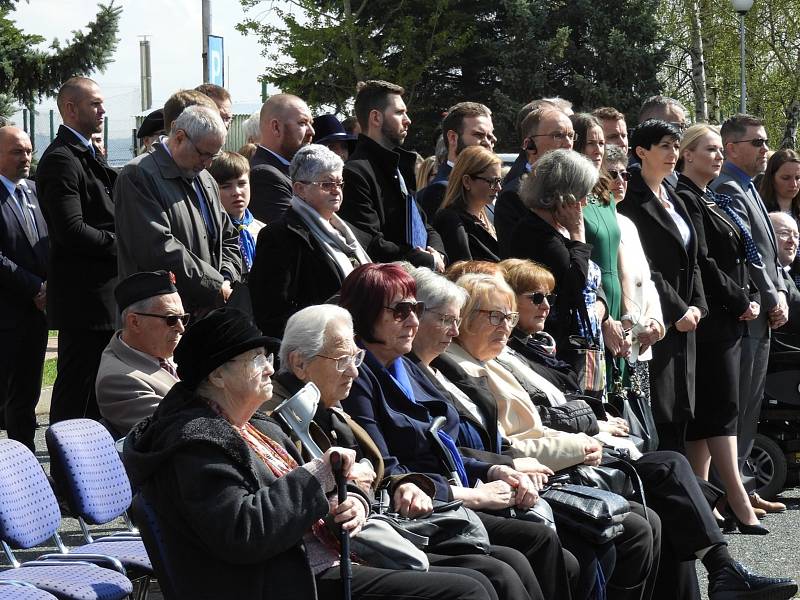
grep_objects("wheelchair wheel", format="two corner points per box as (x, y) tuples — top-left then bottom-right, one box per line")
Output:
(750, 433), (787, 499)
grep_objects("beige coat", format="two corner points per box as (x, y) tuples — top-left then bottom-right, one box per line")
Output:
(445, 343), (586, 472)
(96, 332), (178, 435)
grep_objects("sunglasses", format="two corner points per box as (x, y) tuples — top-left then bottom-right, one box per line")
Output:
(316, 348), (366, 372)
(476, 309), (520, 327)
(471, 175), (503, 190)
(524, 292), (557, 306)
(300, 180), (345, 192)
(384, 301), (425, 321)
(732, 138), (769, 148)
(607, 169), (630, 182)
(134, 312), (191, 327)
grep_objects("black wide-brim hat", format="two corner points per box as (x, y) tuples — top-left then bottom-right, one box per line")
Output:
(312, 114), (357, 149)
(174, 308), (280, 388)
(137, 109), (165, 139)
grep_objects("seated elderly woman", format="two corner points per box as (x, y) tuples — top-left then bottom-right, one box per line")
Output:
(249, 143), (370, 338)
(272, 303), (546, 600)
(339, 262), (578, 600)
(435, 270), (797, 600)
(123, 308), (498, 600)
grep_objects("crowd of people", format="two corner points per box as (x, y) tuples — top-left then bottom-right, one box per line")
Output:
(1, 74), (800, 600)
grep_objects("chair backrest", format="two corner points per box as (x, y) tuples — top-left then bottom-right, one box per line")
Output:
(0, 440), (61, 549)
(129, 493), (179, 600)
(46, 419), (132, 524)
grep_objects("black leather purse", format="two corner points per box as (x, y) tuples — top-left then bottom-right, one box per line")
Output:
(541, 483), (630, 544)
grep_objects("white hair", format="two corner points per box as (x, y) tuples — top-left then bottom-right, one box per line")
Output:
(412, 267), (468, 311)
(289, 144), (344, 183)
(279, 304), (354, 372)
(242, 111), (261, 143)
(172, 105), (227, 141)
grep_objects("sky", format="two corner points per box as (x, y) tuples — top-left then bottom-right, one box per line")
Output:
(12, 0), (284, 155)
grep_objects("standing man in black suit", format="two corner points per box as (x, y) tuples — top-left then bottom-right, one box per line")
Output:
(249, 94), (314, 223)
(36, 76), (118, 423)
(0, 127), (48, 450)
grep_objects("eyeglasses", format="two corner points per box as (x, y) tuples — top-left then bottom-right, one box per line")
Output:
(607, 169), (630, 182)
(230, 352), (274, 372)
(316, 348), (366, 372)
(181, 130), (222, 161)
(427, 309), (462, 328)
(476, 309), (520, 327)
(532, 131), (577, 144)
(776, 231), (800, 242)
(524, 292), (557, 306)
(470, 175), (503, 190)
(732, 138), (769, 148)
(384, 301), (425, 321)
(133, 312), (191, 327)
(299, 180), (345, 192)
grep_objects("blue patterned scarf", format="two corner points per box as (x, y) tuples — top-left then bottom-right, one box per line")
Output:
(231, 209), (257, 271)
(710, 191), (763, 266)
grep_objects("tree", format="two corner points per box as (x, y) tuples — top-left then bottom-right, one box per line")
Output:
(0, 0), (122, 118)
(238, 0), (666, 153)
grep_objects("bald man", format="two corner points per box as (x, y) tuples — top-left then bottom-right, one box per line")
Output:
(249, 94), (315, 223)
(0, 127), (49, 450)
(36, 76), (118, 424)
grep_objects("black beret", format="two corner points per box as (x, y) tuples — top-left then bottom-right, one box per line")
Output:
(137, 109), (165, 139)
(115, 270), (177, 312)
(174, 308), (280, 388)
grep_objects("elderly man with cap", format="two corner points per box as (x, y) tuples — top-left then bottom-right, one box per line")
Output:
(96, 271), (187, 437)
(312, 114), (357, 162)
(136, 109), (165, 155)
(114, 104), (242, 316)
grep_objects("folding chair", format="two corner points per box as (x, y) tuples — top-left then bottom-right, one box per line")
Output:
(128, 495), (179, 600)
(0, 439), (132, 599)
(0, 581), (59, 599)
(45, 420), (152, 600)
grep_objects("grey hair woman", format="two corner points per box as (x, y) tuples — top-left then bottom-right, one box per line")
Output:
(249, 143), (371, 338)
(507, 149), (607, 352)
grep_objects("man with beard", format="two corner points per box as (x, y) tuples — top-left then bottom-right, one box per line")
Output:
(249, 94), (315, 223)
(341, 80), (446, 270)
(416, 102), (496, 220)
(97, 270), (185, 437)
(36, 76), (118, 423)
(114, 104), (241, 316)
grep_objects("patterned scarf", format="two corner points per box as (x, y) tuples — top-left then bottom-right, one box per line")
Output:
(231, 209), (257, 272)
(711, 191), (763, 266)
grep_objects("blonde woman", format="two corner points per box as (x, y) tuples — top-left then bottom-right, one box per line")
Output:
(433, 146), (501, 262)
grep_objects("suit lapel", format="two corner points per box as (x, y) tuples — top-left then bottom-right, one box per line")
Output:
(4, 186), (38, 248)
(638, 188), (689, 257)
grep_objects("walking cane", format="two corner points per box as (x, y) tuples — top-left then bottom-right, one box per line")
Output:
(331, 451), (352, 600)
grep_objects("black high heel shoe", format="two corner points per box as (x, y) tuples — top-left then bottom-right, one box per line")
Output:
(722, 512), (769, 535)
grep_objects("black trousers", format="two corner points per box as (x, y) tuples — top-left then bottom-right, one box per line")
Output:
(316, 562), (496, 600)
(610, 503), (662, 600)
(477, 511), (575, 600)
(0, 311), (47, 451)
(429, 545), (542, 600)
(635, 451), (725, 600)
(49, 328), (113, 424)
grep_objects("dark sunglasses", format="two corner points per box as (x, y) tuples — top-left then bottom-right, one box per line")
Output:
(524, 292), (557, 306)
(134, 312), (191, 327)
(607, 169), (630, 182)
(732, 137), (769, 148)
(470, 175), (503, 190)
(384, 301), (425, 321)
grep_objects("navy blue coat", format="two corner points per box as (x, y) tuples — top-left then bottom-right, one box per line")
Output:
(341, 351), (492, 501)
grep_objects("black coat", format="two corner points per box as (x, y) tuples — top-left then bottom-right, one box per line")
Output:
(433, 207), (500, 263)
(416, 162), (451, 219)
(249, 146), (293, 224)
(124, 383), (329, 600)
(36, 126), (117, 329)
(508, 209), (594, 350)
(617, 170), (707, 424)
(0, 180), (48, 328)
(495, 175), (527, 258)
(248, 207), (346, 338)
(675, 174), (751, 342)
(341, 134), (445, 268)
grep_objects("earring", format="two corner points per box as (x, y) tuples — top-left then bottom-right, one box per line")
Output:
(687, 159), (693, 163)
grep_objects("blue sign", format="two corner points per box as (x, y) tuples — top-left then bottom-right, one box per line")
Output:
(207, 35), (224, 86)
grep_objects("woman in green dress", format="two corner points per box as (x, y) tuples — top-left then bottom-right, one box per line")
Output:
(571, 113), (630, 369)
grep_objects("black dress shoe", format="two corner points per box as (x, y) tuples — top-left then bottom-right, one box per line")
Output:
(708, 560), (797, 600)
(722, 514), (769, 535)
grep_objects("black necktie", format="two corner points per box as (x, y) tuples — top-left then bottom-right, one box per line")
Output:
(14, 186), (36, 239)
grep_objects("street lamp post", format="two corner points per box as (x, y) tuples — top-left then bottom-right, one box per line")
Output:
(731, 0), (754, 113)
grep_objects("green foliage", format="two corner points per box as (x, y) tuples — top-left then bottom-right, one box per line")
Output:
(0, 1), (122, 116)
(238, 0), (666, 153)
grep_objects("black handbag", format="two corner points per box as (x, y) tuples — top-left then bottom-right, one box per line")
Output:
(541, 483), (630, 544)
(537, 399), (600, 435)
(562, 302), (606, 400)
(371, 500), (492, 555)
(607, 363), (658, 452)
(566, 464), (635, 498)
